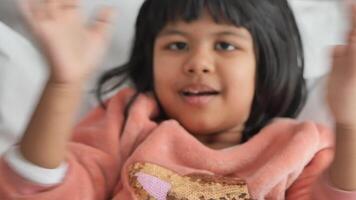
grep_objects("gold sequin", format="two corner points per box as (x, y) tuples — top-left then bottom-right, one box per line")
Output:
(128, 162), (254, 200)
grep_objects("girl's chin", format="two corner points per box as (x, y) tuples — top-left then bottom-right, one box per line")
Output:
(183, 124), (222, 136)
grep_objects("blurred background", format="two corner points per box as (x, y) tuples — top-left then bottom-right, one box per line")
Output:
(0, 0), (349, 154)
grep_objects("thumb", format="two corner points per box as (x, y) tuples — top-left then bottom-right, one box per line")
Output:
(330, 45), (347, 74)
(332, 45), (347, 59)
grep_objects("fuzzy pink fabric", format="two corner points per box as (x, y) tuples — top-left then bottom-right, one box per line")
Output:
(0, 87), (355, 199)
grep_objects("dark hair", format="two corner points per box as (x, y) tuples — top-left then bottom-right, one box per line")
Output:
(96, 0), (307, 142)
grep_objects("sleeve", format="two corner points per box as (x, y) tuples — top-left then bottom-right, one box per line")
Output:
(0, 88), (139, 199)
(286, 148), (356, 200)
(3, 146), (68, 185)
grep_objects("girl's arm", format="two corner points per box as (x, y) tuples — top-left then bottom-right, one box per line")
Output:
(18, 0), (115, 168)
(328, 4), (356, 191)
(0, 88), (138, 199)
(20, 82), (84, 169)
(329, 126), (356, 191)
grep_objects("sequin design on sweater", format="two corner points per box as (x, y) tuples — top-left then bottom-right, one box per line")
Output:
(128, 162), (253, 200)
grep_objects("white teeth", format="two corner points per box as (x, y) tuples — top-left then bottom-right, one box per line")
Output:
(189, 90), (199, 94)
(181, 86), (220, 96)
(182, 90), (199, 94)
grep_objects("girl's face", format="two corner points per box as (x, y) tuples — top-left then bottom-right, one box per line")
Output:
(153, 12), (256, 137)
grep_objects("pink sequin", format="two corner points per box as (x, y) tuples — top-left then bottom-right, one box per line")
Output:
(136, 172), (171, 200)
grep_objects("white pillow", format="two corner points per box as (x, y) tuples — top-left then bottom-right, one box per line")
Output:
(289, 0), (348, 78)
(0, 22), (46, 153)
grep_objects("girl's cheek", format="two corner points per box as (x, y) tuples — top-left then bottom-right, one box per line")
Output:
(157, 57), (182, 74)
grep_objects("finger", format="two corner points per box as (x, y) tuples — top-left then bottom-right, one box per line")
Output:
(43, 0), (60, 19)
(348, 29), (356, 45)
(90, 7), (116, 37)
(68, 0), (80, 5)
(31, 0), (52, 20)
(19, 0), (32, 20)
(22, 0), (56, 20)
(19, 0), (38, 27)
(60, 0), (80, 9)
(352, 4), (356, 29)
(330, 45), (348, 75)
(347, 4), (356, 44)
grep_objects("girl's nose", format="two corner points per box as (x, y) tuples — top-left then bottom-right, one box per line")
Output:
(183, 49), (214, 75)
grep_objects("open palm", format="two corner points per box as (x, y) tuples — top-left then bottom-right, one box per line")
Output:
(21, 0), (115, 84)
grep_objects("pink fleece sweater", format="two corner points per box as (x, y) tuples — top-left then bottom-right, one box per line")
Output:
(0, 88), (355, 200)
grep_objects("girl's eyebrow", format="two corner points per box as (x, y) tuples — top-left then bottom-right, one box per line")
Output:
(215, 31), (250, 40)
(158, 29), (250, 40)
(158, 29), (187, 37)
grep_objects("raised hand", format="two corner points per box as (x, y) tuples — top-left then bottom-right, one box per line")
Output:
(328, 4), (356, 191)
(328, 4), (356, 128)
(20, 0), (115, 85)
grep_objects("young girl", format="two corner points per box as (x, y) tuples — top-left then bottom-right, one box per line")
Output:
(1, 0), (356, 199)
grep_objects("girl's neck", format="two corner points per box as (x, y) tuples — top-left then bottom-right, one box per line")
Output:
(195, 130), (243, 150)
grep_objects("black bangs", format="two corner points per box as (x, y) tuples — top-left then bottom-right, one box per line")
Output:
(143, 0), (249, 33)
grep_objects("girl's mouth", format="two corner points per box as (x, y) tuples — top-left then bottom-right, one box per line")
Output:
(179, 84), (220, 106)
(181, 91), (220, 96)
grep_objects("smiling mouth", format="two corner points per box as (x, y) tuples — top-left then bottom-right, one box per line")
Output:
(181, 91), (220, 96)
(179, 85), (221, 106)
(180, 84), (221, 97)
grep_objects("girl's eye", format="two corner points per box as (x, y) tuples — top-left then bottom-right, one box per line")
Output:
(215, 42), (237, 51)
(167, 42), (188, 51)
